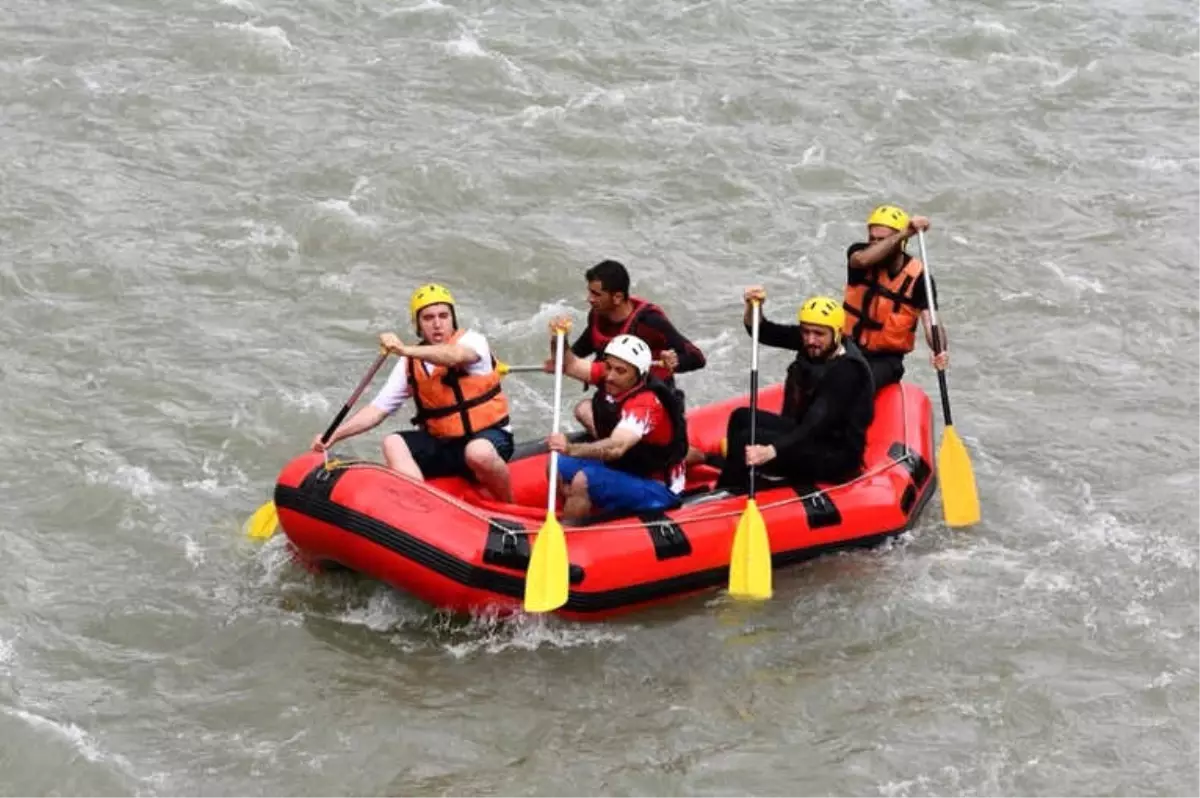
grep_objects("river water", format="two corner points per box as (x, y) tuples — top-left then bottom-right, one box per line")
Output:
(1, 0), (1197, 794)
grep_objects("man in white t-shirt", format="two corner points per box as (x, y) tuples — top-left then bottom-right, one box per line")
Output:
(311, 284), (515, 502)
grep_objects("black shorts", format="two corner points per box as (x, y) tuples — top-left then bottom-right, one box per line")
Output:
(862, 351), (905, 390)
(392, 426), (515, 480)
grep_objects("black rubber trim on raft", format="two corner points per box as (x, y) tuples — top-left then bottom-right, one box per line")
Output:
(299, 462), (350, 500)
(482, 517), (585, 585)
(638, 511), (692, 561)
(482, 518), (530, 571)
(274, 461), (937, 615)
(790, 484), (843, 529)
(277, 481), (477, 586)
(888, 442), (932, 488)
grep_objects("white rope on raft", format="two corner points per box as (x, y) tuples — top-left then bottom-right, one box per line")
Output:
(316, 388), (920, 536)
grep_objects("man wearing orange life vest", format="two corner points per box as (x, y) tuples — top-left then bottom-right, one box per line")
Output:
(843, 205), (950, 391)
(311, 284), (516, 503)
(543, 259), (707, 438)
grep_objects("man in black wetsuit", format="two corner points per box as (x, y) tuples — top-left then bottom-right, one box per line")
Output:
(716, 288), (876, 493)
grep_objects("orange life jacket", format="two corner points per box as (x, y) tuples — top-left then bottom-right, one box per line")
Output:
(407, 330), (510, 439)
(842, 256), (925, 354)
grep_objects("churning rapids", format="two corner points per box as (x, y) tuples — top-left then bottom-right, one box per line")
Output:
(0, 0), (1196, 794)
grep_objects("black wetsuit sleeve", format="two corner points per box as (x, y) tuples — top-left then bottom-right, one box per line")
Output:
(910, 272), (937, 311)
(846, 242), (869, 276)
(570, 328), (595, 358)
(639, 309), (707, 373)
(771, 360), (867, 460)
(744, 316), (806, 352)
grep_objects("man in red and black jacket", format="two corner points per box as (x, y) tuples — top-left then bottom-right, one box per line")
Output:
(544, 259), (707, 441)
(546, 326), (690, 521)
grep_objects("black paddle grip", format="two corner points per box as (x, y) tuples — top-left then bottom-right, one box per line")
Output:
(321, 405), (352, 444)
(937, 370), (953, 427)
(929, 323), (953, 426)
(747, 368), (759, 500)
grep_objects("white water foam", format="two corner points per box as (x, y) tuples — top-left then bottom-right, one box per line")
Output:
(215, 22), (295, 53)
(317, 273), (355, 293)
(1042, 259), (1107, 296)
(445, 32), (486, 58)
(334, 588), (420, 632)
(478, 300), (578, 339)
(2, 706), (157, 786)
(395, 0), (448, 13)
(215, 221), (299, 260)
(972, 18), (1016, 36)
(519, 104), (567, 127)
(797, 141), (825, 167)
(314, 199), (379, 229)
(181, 452), (250, 498)
(441, 27), (527, 84)
(84, 462), (166, 503)
(277, 389), (333, 414)
(440, 613), (628, 658)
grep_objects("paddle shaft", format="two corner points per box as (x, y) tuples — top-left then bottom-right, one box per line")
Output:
(916, 231), (954, 428)
(505, 359), (665, 375)
(748, 301), (761, 500)
(547, 331), (567, 511)
(320, 351), (389, 444)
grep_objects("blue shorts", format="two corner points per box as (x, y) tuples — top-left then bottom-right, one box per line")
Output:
(394, 426), (514, 480)
(556, 456), (681, 515)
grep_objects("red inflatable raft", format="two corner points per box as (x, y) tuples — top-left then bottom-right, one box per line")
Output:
(273, 381), (936, 621)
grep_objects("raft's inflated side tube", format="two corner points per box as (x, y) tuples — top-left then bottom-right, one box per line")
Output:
(274, 382), (936, 621)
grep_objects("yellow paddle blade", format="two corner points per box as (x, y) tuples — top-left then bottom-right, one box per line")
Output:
(938, 426), (981, 528)
(729, 499), (772, 600)
(523, 512), (569, 613)
(245, 500), (279, 540)
(496, 360), (510, 376)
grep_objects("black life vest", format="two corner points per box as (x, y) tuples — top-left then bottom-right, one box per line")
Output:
(781, 339), (874, 459)
(590, 376), (689, 484)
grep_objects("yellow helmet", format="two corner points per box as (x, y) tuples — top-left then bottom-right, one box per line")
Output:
(866, 204), (910, 233)
(797, 295), (845, 342)
(409, 283), (455, 323)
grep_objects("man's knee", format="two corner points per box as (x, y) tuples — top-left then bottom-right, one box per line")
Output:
(569, 470), (589, 495)
(724, 407), (753, 449)
(382, 433), (427, 479)
(574, 399), (592, 423)
(463, 438), (500, 471)
(383, 434), (412, 459)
